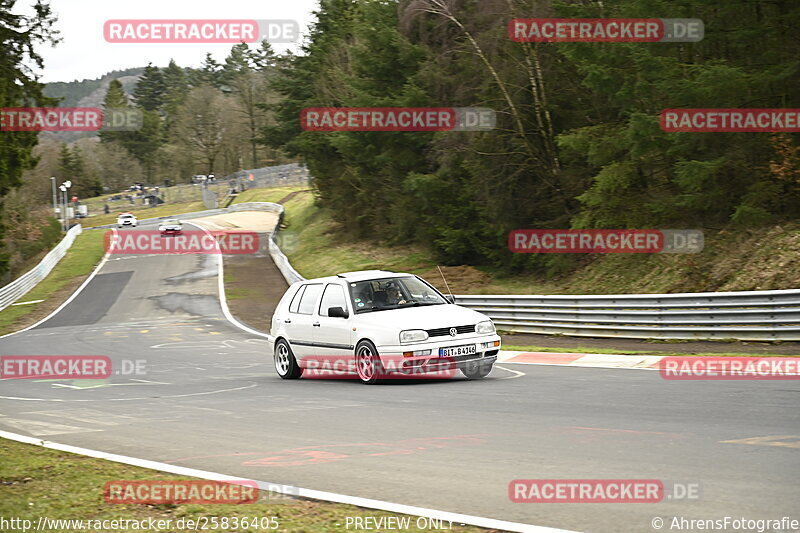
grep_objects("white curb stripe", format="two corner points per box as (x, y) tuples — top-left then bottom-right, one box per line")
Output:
(0, 430), (577, 533)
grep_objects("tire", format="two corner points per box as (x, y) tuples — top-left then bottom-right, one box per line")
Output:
(355, 340), (385, 384)
(274, 339), (302, 379)
(461, 359), (493, 379)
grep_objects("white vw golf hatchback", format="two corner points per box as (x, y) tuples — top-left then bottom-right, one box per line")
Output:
(271, 270), (501, 384)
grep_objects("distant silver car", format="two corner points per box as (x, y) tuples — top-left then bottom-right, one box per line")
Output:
(158, 219), (183, 235)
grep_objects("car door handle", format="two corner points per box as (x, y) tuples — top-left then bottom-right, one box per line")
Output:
(284, 319), (292, 324)
(312, 322), (320, 327)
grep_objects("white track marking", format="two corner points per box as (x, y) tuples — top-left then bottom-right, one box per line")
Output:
(0, 430), (577, 533)
(11, 299), (44, 306)
(494, 365), (526, 379)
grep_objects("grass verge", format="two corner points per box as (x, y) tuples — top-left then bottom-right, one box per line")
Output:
(0, 229), (106, 336)
(0, 438), (487, 533)
(233, 186), (311, 205)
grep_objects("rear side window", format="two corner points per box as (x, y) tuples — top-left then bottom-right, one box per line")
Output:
(296, 284), (323, 315)
(288, 285), (306, 313)
(319, 284), (347, 315)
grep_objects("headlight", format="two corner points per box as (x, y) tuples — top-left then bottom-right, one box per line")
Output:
(399, 329), (428, 344)
(476, 320), (495, 335)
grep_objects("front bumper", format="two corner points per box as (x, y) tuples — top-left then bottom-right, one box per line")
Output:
(377, 334), (501, 375)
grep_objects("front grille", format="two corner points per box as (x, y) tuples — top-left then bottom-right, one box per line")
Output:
(426, 324), (475, 337)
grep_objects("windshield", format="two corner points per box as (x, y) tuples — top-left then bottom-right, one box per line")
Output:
(349, 276), (446, 313)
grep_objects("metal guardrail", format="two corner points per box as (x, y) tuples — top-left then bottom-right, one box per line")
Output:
(0, 225), (83, 312)
(454, 292), (800, 341)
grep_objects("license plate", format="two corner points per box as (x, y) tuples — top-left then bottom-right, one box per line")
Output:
(439, 344), (477, 357)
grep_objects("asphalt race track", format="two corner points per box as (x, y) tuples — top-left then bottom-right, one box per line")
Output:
(1, 222), (798, 532)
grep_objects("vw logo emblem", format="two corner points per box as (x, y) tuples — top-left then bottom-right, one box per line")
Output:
(449, 327), (458, 337)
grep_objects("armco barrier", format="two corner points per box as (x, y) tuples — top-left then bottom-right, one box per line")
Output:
(0, 225), (83, 312)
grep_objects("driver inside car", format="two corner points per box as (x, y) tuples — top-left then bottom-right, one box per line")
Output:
(384, 282), (407, 305)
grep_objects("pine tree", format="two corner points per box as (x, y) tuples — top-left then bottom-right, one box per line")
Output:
(190, 53), (224, 88)
(133, 63), (166, 112)
(99, 79), (129, 145)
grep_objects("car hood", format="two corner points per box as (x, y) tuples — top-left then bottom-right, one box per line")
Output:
(353, 304), (490, 330)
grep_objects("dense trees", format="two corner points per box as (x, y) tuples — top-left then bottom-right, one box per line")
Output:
(263, 0), (800, 272)
(0, 0), (59, 277)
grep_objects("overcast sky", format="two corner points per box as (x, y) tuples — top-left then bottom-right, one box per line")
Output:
(19, 0), (320, 83)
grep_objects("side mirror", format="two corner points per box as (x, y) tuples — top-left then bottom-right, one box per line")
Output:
(445, 295), (456, 304)
(328, 306), (349, 318)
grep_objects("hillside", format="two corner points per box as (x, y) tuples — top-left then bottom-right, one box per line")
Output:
(42, 67), (143, 142)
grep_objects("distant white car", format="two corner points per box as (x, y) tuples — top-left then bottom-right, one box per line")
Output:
(116, 213), (137, 228)
(270, 270), (501, 384)
(158, 218), (183, 235)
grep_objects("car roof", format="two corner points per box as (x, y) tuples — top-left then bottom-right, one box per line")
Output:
(338, 270), (415, 282)
(294, 270), (416, 286)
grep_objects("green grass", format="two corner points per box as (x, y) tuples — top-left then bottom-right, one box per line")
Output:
(223, 271), (255, 300)
(281, 192), (438, 279)
(501, 344), (792, 357)
(233, 186), (310, 205)
(0, 438), (484, 533)
(0, 229), (107, 336)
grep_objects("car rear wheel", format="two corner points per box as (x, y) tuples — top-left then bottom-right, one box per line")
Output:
(461, 359), (493, 379)
(275, 339), (302, 379)
(355, 340), (384, 384)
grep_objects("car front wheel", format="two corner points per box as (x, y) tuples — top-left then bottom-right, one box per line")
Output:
(461, 359), (493, 379)
(355, 340), (384, 384)
(274, 339), (302, 379)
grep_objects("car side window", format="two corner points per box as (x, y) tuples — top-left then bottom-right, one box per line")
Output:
(296, 284), (323, 315)
(288, 285), (306, 314)
(319, 284), (347, 315)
